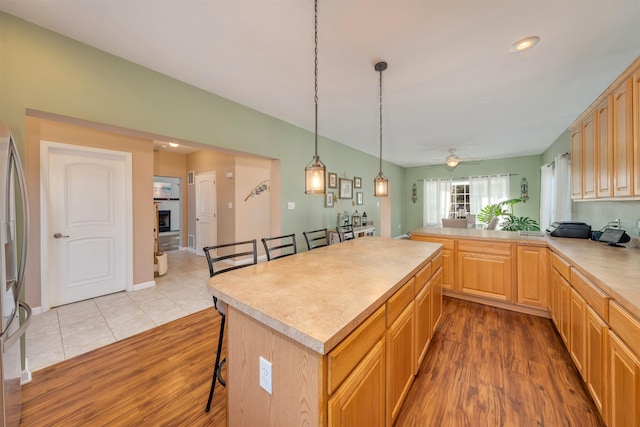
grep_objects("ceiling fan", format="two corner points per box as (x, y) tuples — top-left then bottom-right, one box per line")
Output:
(444, 149), (481, 168)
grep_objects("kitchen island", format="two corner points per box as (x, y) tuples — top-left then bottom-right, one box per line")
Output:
(208, 237), (442, 426)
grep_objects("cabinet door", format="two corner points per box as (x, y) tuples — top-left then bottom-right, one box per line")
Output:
(414, 280), (431, 373)
(328, 339), (385, 427)
(516, 246), (548, 308)
(609, 331), (640, 427)
(559, 275), (571, 345)
(586, 306), (608, 424)
(612, 77), (634, 197)
(596, 96), (613, 198)
(571, 126), (583, 199)
(569, 288), (587, 380)
(431, 267), (443, 334)
(549, 268), (560, 329)
(582, 113), (597, 198)
(634, 69), (640, 196)
(386, 302), (415, 427)
(441, 248), (456, 291)
(458, 251), (514, 302)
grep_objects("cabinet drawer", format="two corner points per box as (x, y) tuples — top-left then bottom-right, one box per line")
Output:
(570, 268), (610, 321)
(431, 252), (443, 273)
(550, 251), (571, 281)
(609, 300), (640, 357)
(327, 305), (386, 394)
(387, 278), (415, 326)
(414, 262), (432, 295)
(458, 239), (512, 256)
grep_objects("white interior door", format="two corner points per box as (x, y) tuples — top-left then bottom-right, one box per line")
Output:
(195, 172), (217, 256)
(43, 142), (131, 307)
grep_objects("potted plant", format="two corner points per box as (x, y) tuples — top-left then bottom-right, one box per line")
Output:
(477, 198), (540, 231)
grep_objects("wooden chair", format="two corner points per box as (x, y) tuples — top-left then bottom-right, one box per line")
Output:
(336, 224), (355, 242)
(442, 218), (467, 229)
(203, 239), (257, 412)
(303, 228), (329, 250)
(261, 234), (297, 261)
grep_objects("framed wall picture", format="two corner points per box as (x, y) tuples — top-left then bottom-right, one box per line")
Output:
(356, 192), (363, 205)
(354, 176), (362, 188)
(325, 191), (334, 208)
(339, 178), (353, 199)
(328, 172), (337, 189)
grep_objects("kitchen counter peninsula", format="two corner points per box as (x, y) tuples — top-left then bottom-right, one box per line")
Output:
(207, 237), (442, 426)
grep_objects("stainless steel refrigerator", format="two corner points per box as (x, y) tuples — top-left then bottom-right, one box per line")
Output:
(0, 121), (32, 427)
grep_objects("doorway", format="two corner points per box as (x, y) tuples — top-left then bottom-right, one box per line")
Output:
(195, 171), (217, 256)
(41, 141), (133, 309)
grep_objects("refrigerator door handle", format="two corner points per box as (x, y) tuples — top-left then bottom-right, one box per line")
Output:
(2, 302), (32, 350)
(8, 139), (29, 297)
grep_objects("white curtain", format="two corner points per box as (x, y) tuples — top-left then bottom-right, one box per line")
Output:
(539, 153), (571, 231)
(539, 163), (554, 231)
(423, 178), (451, 226)
(555, 153), (571, 222)
(468, 174), (510, 214)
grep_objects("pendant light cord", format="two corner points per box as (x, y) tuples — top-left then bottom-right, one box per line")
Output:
(379, 66), (383, 174)
(314, 0), (319, 160)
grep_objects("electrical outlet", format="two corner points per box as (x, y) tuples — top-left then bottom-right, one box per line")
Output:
(259, 356), (272, 394)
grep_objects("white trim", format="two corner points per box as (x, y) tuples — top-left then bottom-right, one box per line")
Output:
(132, 280), (155, 291)
(40, 141), (133, 310)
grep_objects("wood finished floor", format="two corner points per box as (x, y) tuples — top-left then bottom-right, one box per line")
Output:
(21, 297), (603, 426)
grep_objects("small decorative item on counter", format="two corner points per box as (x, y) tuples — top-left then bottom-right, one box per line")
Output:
(341, 210), (350, 226)
(352, 210), (361, 227)
(362, 212), (368, 225)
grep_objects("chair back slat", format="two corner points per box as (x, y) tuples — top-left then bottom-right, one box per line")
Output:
(203, 239), (258, 278)
(303, 228), (329, 250)
(336, 225), (355, 242)
(262, 234), (297, 261)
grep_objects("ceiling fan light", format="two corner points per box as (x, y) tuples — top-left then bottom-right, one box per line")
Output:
(445, 156), (460, 168)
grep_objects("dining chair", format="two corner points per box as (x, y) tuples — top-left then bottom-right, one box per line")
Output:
(303, 228), (329, 250)
(336, 224), (355, 242)
(442, 218), (467, 228)
(203, 239), (257, 412)
(262, 234), (297, 261)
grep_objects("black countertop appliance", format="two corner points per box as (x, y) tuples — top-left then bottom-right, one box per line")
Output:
(546, 221), (592, 239)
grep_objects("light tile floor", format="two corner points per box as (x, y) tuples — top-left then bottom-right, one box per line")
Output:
(26, 250), (213, 372)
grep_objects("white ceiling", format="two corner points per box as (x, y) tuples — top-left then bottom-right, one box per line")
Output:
(2, 1), (639, 167)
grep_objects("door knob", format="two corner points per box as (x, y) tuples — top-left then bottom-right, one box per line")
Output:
(53, 233), (69, 239)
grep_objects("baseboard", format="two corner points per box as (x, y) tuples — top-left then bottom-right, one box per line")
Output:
(30, 306), (43, 315)
(443, 290), (551, 319)
(21, 358), (32, 385)
(133, 280), (155, 291)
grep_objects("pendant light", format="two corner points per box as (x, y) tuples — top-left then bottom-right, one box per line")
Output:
(304, 0), (326, 194)
(374, 61), (389, 197)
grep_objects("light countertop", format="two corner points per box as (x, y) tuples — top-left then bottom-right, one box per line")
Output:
(411, 227), (640, 320)
(207, 237), (440, 355)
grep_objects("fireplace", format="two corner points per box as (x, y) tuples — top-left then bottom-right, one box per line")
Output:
(158, 210), (171, 232)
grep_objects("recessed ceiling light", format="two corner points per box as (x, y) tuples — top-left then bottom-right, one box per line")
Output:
(509, 36), (540, 53)
(168, 142), (179, 148)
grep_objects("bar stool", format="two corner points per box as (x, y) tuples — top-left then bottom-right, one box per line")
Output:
(303, 228), (329, 250)
(261, 234), (297, 261)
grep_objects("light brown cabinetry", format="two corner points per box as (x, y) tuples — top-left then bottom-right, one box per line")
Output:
(431, 267), (443, 334)
(609, 331), (640, 427)
(570, 287), (587, 379)
(457, 240), (515, 302)
(386, 300), (415, 426)
(516, 246), (548, 308)
(411, 235), (455, 291)
(586, 305), (608, 423)
(414, 266), (432, 372)
(612, 77), (634, 197)
(571, 57), (640, 200)
(559, 274), (571, 345)
(571, 126), (583, 198)
(596, 97), (613, 198)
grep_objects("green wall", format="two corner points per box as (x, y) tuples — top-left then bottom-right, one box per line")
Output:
(403, 155), (543, 232)
(0, 12), (404, 238)
(543, 129), (640, 236)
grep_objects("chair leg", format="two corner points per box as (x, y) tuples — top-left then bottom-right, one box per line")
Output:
(205, 314), (226, 412)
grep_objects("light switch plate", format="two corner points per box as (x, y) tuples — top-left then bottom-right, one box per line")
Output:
(287, 202), (295, 210)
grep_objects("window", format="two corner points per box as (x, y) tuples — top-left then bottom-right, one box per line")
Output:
(450, 182), (470, 217)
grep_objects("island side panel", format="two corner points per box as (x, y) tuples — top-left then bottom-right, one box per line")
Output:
(228, 307), (326, 427)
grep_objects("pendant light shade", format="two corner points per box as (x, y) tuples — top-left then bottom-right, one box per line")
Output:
(304, 0), (326, 194)
(374, 61), (389, 197)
